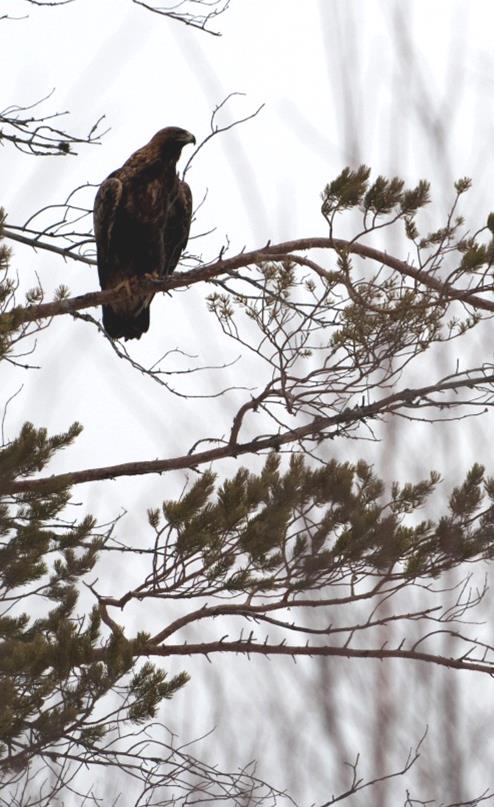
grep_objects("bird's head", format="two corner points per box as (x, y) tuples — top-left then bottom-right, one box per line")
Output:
(150, 127), (196, 162)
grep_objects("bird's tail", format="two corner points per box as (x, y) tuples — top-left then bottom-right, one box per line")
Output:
(102, 305), (150, 340)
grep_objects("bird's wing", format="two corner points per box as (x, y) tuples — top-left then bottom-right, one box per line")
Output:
(93, 176), (123, 286)
(163, 179), (193, 275)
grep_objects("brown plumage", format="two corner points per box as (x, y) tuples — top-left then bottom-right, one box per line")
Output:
(93, 126), (195, 339)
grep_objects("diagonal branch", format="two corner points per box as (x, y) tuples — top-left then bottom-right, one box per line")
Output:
(6, 236), (494, 328)
(3, 227), (96, 265)
(131, 0), (230, 36)
(5, 373), (494, 494)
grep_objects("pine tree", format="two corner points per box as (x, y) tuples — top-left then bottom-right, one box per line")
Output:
(3, 4), (494, 806)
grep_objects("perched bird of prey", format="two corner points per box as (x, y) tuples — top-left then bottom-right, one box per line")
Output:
(93, 126), (195, 339)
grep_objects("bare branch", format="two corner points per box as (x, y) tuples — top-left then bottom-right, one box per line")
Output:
(3, 226), (96, 265)
(106, 637), (494, 675)
(5, 371), (494, 494)
(0, 92), (107, 156)
(131, 0), (231, 36)
(183, 92), (265, 176)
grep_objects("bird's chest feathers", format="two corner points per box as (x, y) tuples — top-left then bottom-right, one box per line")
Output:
(124, 177), (170, 226)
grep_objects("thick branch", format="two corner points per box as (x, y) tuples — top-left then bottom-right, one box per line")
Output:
(102, 583), (392, 641)
(137, 639), (494, 675)
(7, 236), (494, 326)
(5, 374), (494, 494)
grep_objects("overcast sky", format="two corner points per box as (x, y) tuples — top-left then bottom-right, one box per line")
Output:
(3, 1), (494, 803)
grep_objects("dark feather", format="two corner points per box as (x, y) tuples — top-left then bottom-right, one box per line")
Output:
(93, 127), (195, 340)
(102, 305), (150, 341)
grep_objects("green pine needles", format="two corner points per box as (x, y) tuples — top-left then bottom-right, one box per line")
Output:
(2, 162), (494, 802)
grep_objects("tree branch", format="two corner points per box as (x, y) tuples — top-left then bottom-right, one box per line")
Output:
(5, 373), (494, 494)
(3, 227), (96, 265)
(136, 638), (494, 675)
(131, 0), (230, 36)
(6, 235), (494, 327)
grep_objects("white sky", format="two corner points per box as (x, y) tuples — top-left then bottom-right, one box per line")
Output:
(2, 1), (494, 803)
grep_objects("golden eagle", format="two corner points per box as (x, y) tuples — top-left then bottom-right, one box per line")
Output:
(94, 127), (195, 339)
